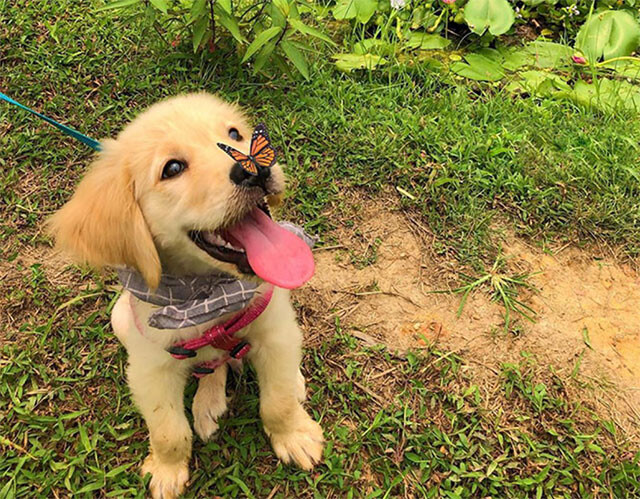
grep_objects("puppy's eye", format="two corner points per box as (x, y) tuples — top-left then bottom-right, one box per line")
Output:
(161, 160), (187, 180)
(228, 128), (242, 141)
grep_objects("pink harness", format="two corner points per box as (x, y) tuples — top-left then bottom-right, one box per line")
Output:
(130, 285), (274, 378)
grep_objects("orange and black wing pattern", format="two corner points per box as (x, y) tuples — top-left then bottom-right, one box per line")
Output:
(217, 143), (258, 175)
(218, 123), (277, 176)
(249, 124), (277, 169)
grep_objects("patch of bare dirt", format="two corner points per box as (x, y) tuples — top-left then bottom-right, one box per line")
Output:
(300, 193), (640, 438)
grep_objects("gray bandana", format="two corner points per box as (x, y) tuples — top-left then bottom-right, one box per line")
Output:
(118, 221), (316, 330)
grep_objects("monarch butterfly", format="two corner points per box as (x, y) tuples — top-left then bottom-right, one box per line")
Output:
(217, 123), (277, 176)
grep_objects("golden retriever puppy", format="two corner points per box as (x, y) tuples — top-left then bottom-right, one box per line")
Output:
(48, 93), (324, 498)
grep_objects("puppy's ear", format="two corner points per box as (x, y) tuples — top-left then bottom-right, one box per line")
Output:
(48, 140), (161, 289)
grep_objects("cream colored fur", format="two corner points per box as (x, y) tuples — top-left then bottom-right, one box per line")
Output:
(49, 94), (324, 498)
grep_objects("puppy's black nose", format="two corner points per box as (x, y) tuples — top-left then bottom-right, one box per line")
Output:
(230, 162), (270, 189)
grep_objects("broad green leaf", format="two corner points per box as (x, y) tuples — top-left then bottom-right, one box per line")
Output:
(498, 45), (535, 71)
(218, 14), (245, 43)
(289, 1), (301, 19)
(523, 41), (573, 69)
(333, 0), (377, 24)
(190, 0), (207, 20)
(450, 53), (505, 81)
(463, 0), (515, 36)
(95, 0), (141, 11)
(192, 15), (208, 52)
(333, 0), (356, 20)
(254, 40), (278, 73)
(505, 70), (570, 96)
(406, 31), (451, 50)
(354, 38), (394, 55)
(355, 0), (377, 24)
(281, 40), (309, 79)
(273, 0), (290, 17)
(289, 18), (335, 45)
(218, 0), (232, 14)
(215, 5), (246, 43)
(149, 0), (168, 13)
(242, 27), (283, 63)
(355, 0), (376, 22)
(475, 47), (503, 63)
(270, 2), (287, 27)
(333, 53), (387, 72)
(576, 10), (640, 62)
(567, 78), (640, 112)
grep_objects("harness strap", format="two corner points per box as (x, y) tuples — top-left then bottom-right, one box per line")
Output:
(128, 285), (273, 376)
(167, 285), (273, 363)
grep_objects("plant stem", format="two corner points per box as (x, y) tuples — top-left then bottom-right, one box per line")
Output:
(275, 26), (287, 47)
(240, 1), (268, 21)
(208, 0), (216, 50)
(596, 56), (640, 67)
(428, 8), (446, 33)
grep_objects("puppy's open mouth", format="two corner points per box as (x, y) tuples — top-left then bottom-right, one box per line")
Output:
(189, 202), (271, 276)
(188, 201), (315, 289)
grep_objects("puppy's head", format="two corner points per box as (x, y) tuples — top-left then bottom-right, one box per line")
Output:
(48, 93), (286, 288)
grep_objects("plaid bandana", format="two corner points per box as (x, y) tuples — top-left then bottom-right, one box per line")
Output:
(118, 221), (316, 330)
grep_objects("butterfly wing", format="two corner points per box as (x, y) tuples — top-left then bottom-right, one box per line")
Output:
(217, 142), (258, 175)
(249, 123), (277, 169)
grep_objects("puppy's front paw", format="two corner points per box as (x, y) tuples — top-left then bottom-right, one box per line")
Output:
(266, 410), (324, 470)
(141, 454), (189, 499)
(192, 384), (228, 441)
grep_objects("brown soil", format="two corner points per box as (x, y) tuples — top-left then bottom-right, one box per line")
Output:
(300, 194), (640, 438)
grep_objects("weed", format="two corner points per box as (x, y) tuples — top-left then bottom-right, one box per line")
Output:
(435, 256), (538, 331)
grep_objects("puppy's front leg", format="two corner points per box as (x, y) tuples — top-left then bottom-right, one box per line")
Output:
(193, 362), (229, 441)
(128, 356), (192, 499)
(250, 293), (324, 470)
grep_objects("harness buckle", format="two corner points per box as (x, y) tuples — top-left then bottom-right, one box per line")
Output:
(167, 346), (197, 359)
(229, 341), (251, 359)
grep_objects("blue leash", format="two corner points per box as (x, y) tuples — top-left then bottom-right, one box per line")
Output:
(0, 92), (101, 151)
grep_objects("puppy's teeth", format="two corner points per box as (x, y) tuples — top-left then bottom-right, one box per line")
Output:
(202, 232), (225, 246)
(222, 241), (244, 252)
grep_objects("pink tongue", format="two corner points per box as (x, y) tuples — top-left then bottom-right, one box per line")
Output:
(225, 208), (315, 289)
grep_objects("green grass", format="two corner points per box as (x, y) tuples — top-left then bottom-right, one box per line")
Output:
(2, 0), (640, 497)
(3, 302), (640, 497)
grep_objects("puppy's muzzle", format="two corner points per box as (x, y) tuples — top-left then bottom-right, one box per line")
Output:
(230, 161), (271, 190)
